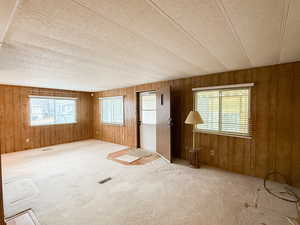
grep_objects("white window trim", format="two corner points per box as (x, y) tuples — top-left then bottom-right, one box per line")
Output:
(192, 83), (254, 92)
(193, 84), (253, 138)
(29, 95), (78, 100)
(99, 96), (124, 126)
(29, 95), (78, 126)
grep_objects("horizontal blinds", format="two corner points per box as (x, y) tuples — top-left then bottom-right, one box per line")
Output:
(111, 97), (123, 124)
(195, 87), (251, 136)
(98, 96), (123, 100)
(220, 89), (250, 135)
(30, 97), (77, 126)
(195, 90), (219, 131)
(101, 98), (112, 123)
(100, 96), (124, 125)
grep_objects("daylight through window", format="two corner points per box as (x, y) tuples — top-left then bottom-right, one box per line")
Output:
(100, 96), (124, 125)
(140, 93), (156, 125)
(195, 87), (251, 136)
(30, 96), (77, 126)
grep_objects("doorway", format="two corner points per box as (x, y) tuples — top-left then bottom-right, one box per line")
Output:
(138, 91), (157, 152)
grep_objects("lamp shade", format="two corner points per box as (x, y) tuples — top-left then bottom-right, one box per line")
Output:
(185, 111), (204, 125)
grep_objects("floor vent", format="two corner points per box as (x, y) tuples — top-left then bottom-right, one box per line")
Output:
(41, 148), (53, 152)
(98, 177), (112, 184)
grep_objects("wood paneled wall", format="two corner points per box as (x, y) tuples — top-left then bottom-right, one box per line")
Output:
(0, 85), (93, 154)
(93, 62), (300, 187)
(1, 62), (299, 186)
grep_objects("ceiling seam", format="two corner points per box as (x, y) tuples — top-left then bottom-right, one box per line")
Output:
(144, 0), (227, 70)
(214, 0), (253, 67)
(0, 0), (21, 46)
(278, 0), (292, 64)
(70, 0), (208, 73)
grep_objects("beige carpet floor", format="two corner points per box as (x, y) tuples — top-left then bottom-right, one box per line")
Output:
(1, 140), (299, 225)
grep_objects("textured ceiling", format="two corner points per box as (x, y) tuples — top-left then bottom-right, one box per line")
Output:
(0, 0), (299, 91)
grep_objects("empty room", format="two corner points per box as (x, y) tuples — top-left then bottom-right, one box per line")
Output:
(0, 0), (300, 225)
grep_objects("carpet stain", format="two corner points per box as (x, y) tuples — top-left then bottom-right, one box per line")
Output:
(4, 179), (39, 205)
(98, 177), (112, 184)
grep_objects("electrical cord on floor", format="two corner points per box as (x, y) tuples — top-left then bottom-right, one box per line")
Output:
(264, 171), (300, 203)
(264, 172), (300, 224)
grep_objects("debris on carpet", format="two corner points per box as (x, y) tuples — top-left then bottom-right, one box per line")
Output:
(98, 177), (112, 184)
(5, 209), (40, 225)
(243, 172), (300, 225)
(107, 148), (159, 166)
(115, 154), (140, 163)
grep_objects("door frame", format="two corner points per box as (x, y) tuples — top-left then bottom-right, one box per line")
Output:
(135, 90), (156, 149)
(0, 156), (5, 225)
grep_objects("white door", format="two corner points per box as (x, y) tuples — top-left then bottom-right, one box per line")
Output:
(140, 92), (156, 152)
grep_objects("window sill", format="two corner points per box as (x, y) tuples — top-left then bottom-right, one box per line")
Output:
(102, 123), (125, 127)
(194, 129), (252, 139)
(30, 122), (78, 127)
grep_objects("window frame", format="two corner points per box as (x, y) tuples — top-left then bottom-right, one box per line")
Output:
(29, 95), (78, 127)
(99, 96), (124, 126)
(193, 84), (253, 138)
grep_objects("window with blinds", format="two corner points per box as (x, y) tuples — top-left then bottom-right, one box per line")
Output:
(100, 96), (124, 125)
(29, 96), (77, 126)
(195, 87), (251, 136)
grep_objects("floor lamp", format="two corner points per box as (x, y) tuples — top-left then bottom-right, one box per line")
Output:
(185, 111), (204, 150)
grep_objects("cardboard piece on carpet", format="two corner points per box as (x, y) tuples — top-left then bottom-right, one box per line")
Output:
(6, 209), (40, 225)
(115, 154), (140, 163)
(107, 148), (160, 166)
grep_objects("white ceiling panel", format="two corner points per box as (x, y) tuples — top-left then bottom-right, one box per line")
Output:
(0, 0), (299, 91)
(151, 0), (252, 70)
(220, 0), (289, 66)
(0, 0), (18, 44)
(76, 0), (226, 73)
(280, 0), (300, 63)
(0, 43), (162, 91)
(5, 31), (172, 79)
(6, 0), (201, 75)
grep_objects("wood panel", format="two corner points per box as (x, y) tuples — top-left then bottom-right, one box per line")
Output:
(0, 62), (299, 187)
(0, 85), (93, 154)
(93, 61), (300, 187)
(0, 157), (4, 225)
(291, 63), (300, 187)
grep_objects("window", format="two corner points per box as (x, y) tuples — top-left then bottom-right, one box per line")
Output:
(100, 96), (124, 125)
(30, 96), (77, 126)
(140, 92), (156, 125)
(194, 85), (252, 137)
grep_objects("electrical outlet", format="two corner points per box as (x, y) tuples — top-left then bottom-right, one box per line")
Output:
(26, 138), (30, 143)
(210, 150), (215, 156)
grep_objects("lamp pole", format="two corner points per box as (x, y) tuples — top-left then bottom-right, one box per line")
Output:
(193, 128), (195, 150)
